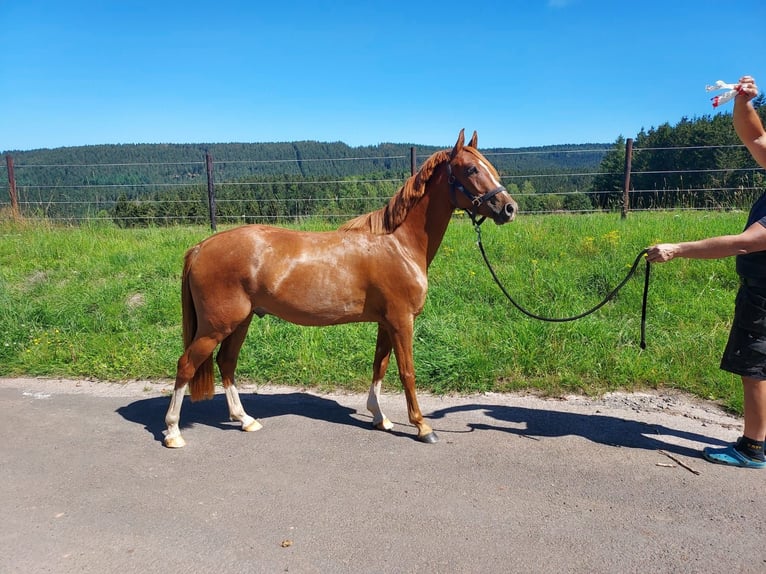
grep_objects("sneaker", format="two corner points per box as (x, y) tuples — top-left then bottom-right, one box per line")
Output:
(702, 444), (766, 469)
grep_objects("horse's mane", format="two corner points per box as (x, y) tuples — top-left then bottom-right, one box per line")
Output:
(339, 149), (451, 235)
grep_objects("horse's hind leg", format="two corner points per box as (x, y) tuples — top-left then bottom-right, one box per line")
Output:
(164, 386), (188, 448)
(366, 325), (394, 431)
(165, 334), (220, 448)
(217, 317), (262, 433)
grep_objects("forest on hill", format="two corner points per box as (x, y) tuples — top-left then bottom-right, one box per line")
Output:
(593, 97), (766, 211)
(2, 139), (609, 223)
(2, 99), (765, 225)
(2, 139), (609, 182)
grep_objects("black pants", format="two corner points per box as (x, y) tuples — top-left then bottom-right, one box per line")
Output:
(720, 285), (766, 379)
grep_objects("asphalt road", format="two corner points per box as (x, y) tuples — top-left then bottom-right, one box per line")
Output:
(1, 377), (765, 574)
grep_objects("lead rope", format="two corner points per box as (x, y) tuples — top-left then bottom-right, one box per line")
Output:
(473, 223), (651, 349)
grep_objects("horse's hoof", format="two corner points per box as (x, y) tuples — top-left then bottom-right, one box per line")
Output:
(242, 419), (263, 432)
(372, 418), (394, 431)
(164, 435), (186, 449)
(417, 431), (438, 444)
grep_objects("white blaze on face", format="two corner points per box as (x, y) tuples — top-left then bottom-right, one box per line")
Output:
(478, 158), (502, 189)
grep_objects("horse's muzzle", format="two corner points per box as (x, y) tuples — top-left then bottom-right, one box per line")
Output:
(491, 196), (518, 224)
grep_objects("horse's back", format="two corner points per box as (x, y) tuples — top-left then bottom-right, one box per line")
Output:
(189, 224), (343, 277)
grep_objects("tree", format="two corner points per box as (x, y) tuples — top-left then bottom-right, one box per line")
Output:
(592, 107), (766, 211)
(590, 136), (626, 209)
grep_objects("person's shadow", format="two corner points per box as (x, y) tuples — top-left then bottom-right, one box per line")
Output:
(427, 403), (730, 459)
(116, 390), (383, 445)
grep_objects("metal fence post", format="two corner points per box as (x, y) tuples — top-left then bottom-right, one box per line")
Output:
(205, 151), (217, 231)
(621, 138), (634, 219)
(5, 154), (20, 219)
(410, 147), (416, 176)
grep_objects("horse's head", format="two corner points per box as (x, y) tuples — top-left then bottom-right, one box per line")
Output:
(448, 129), (518, 225)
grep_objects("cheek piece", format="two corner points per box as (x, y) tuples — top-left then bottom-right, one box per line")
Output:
(446, 162), (507, 226)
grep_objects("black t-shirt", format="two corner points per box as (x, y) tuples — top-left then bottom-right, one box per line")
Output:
(736, 191), (766, 279)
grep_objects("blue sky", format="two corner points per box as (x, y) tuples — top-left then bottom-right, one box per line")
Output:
(1, 0), (764, 152)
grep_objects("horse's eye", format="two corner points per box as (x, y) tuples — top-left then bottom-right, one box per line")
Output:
(466, 166), (478, 175)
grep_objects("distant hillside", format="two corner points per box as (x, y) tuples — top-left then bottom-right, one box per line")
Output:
(1, 140), (612, 222)
(2, 140), (611, 182)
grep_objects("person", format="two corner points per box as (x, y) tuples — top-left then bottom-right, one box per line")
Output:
(647, 75), (766, 469)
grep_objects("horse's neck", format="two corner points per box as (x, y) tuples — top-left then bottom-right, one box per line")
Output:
(395, 183), (454, 269)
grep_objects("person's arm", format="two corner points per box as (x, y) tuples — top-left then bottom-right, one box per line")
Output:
(734, 76), (766, 168)
(647, 75), (766, 264)
(646, 221), (766, 263)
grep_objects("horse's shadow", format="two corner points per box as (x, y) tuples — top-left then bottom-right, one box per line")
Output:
(117, 391), (732, 457)
(116, 391), (377, 445)
(427, 403), (730, 459)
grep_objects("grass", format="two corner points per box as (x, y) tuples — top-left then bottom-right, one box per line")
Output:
(0, 210), (748, 413)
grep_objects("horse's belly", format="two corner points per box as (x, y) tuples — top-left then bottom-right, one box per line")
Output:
(256, 297), (371, 326)
(251, 271), (375, 326)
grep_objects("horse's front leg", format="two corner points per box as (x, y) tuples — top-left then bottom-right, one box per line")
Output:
(367, 325), (394, 431)
(223, 384), (262, 432)
(389, 320), (437, 443)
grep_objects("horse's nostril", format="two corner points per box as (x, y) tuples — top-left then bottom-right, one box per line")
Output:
(504, 203), (516, 216)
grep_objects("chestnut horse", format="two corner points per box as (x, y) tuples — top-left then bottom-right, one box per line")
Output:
(163, 129), (518, 447)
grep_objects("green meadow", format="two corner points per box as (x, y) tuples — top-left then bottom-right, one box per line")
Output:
(0, 210), (748, 413)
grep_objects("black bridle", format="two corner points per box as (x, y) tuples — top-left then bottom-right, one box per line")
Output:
(447, 161), (507, 226)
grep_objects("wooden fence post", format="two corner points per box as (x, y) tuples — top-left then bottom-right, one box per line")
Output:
(5, 154), (21, 219)
(621, 138), (634, 219)
(205, 151), (217, 231)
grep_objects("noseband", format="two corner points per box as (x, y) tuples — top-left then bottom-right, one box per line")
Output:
(446, 161), (507, 226)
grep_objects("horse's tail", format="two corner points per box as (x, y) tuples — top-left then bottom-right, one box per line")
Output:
(181, 247), (215, 402)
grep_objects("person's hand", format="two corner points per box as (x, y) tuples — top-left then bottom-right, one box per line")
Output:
(737, 76), (759, 101)
(646, 244), (680, 263)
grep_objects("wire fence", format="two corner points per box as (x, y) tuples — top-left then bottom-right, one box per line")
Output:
(2, 142), (764, 226)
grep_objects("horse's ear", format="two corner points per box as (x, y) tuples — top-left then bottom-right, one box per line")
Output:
(451, 129), (466, 158)
(468, 131), (478, 148)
